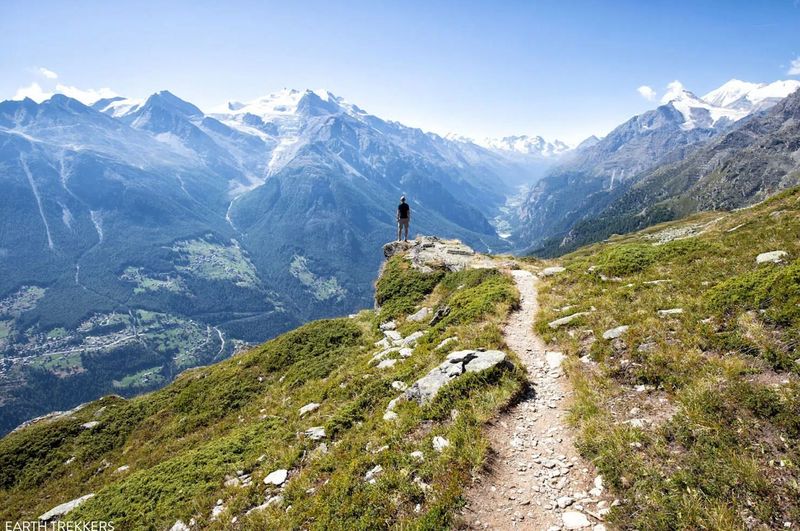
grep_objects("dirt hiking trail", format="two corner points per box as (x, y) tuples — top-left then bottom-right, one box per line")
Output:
(460, 268), (613, 530)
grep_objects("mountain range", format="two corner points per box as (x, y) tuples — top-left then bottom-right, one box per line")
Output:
(2, 76), (799, 434)
(0, 87), (559, 433)
(513, 79), (800, 253)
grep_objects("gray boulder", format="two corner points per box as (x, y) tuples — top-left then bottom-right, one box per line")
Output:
(540, 266), (566, 277)
(602, 325), (629, 340)
(548, 312), (590, 329)
(428, 305), (451, 326)
(39, 494), (95, 521)
(408, 307), (431, 322)
(304, 427), (326, 440)
(401, 331), (425, 347)
(756, 250), (788, 264)
(263, 468), (288, 486)
(404, 350), (508, 404)
(383, 330), (402, 342)
(299, 403), (320, 416)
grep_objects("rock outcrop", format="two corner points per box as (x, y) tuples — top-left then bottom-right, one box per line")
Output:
(382, 236), (479, 272)
(385, 350), (510, 419)
(39, 494), (95, 521)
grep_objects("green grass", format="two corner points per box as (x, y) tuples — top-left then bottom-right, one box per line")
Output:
(173, 237), (260, 288)
(536, 187), (800, 530)
(29, 352), (83, 373)
(120, 267), (187, 295)
(289, 255), (347, 302)
(112, 366), (166, 390)
(0, 253), (525, 530)
(374, 256), (445, 321)
(0, 285), (46, 316)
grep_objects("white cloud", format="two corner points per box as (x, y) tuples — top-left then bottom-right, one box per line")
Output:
(13, 82), (51, 102)
(788, 56), (800, 76)
(38, 67), (58, 79)
(54, 84), (118, 104)
(660, 80), (686, 104)
(637, 85), (656, 101)
(11, 80), (119, 105)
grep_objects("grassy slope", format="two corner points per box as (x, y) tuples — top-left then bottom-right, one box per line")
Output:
(535, 188), (800, 530)
(0, 257), (525, 530)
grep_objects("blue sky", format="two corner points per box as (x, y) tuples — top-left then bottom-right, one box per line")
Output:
(1, 0), (799, 143)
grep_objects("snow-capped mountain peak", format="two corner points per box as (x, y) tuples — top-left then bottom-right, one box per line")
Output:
(92, 96), (144, 118)
(446, 134), (570, 157)
(701, 79), (763, 108)
(701, 79), (800, 112)
(660, 81), (747, 130)
(479, 135), (570, 157)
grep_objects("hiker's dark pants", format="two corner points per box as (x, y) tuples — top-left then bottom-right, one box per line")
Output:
(398, 218), (409, 241)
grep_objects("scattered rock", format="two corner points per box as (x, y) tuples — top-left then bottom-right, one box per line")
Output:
(548, 312), (590, 329)
(657, 308), (683, 317)
(602, 325), (629, 340)
(432, 436), (450, 452)
(263, 469), (288, 486)
(540, 266), (566, 277)
(410, 451), (424, 461)
(379, 320), (396, 331)
(562, 510), (591, 529)
(299, 403), (320, 416)
(637, 342), (656, 353)
(266, 495), (283, 508)
(304, 427), (326, 440)
(39, 494), (95, 521)
(364, 465), (384, 483)
(435, 336), (458, 350)
(398, 347), (414, 358)
(377, 359), (399, 370)
(384, 330), (403, 342)
(545, 351), (565, 370)
(247, 496), (283, 515)
(81, 421), (100, 430)
(371, 347), (401, 363)
(428, 305), (451, 326)
(408, 307), (431, 322)
(374, 338), (390, 349)
(170, 521), (190, 531)
(557, 495), (574, 508)
(401, 331), (425, 347)
(594, 475), (604, 490)
(645, 221), (715, 245)
(391, 380), (408, 391)
(114, 465), (129, 474)
(756, 250), (788, 264)
(383, 411), (399, 421)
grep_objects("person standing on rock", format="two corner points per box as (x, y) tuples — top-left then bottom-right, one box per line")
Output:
(397, 196), (411, 242)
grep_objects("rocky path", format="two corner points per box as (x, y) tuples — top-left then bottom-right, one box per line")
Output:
(460, 269), (612, 530)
